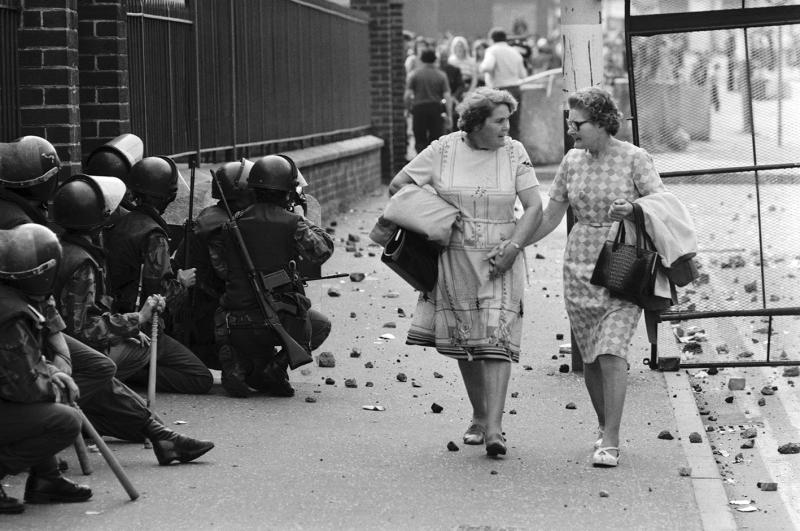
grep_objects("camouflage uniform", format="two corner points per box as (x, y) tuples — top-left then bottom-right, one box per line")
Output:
(0, 284), (83, 480)
(57, 236), (212, 395)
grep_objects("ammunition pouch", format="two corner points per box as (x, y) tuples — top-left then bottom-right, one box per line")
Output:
(221, 291), (312, 347)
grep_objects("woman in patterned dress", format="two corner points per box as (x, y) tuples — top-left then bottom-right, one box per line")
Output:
(389, 88), (543, 457)
(504, 87), (666, 467)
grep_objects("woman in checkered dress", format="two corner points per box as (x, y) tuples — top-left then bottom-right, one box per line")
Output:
(502, 87), (665, 467)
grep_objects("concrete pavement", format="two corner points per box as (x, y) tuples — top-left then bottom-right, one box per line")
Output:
(3, 178), (736, 530)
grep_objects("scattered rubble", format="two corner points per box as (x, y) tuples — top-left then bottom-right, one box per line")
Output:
(657, 430), (674, 440)
(317, 352), (336, 367)
(447, 441), (459, 451)
(728, 377), (746, 391)
(431, 403), (443, 414)
(777, 442), (800, 454)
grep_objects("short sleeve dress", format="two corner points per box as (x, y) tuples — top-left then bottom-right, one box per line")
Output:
(549, 139), (665, 363)
(403, 132), (539, 362)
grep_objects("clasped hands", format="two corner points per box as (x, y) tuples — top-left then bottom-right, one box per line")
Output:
(485, 239), (521, 279)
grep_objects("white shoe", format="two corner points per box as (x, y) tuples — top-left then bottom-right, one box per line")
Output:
(592, 446), (620, 467)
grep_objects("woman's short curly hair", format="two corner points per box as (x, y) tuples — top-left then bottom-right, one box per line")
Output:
(456, 87), (518, 133)
(567, 87), (623, 136)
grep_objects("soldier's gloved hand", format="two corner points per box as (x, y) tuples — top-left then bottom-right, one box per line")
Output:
(51, 372), (80, 404)
(294, 192), (308, 216)
(177, 268), (197, 288)
(138, 296), (158, 323)
(152, 294), (166, 313)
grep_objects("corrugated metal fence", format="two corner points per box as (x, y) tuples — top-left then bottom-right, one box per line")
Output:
(124, 0), (371, 160)
(0, 0), (19, 142)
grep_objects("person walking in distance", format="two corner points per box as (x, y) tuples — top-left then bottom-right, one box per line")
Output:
(406, 49), (453, 155)
(479, 28), (528, 140)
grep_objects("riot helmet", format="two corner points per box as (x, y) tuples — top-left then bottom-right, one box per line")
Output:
(52, 174), (126, 231)
(248, 155), (298, 192)
(0, 223), (62, 296)
(85, 133), (144, 182)
(212, 158), (255, 209)
(0, 136), (61, 201)
(127, 156), (179, 209)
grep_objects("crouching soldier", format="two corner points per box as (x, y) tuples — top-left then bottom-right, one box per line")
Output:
(103, 157), (213, 394)
(214, 155), (333, 397)
(51, 174), (215, 465)
(0, 224), (91, 513)
(174, 159), (254, 396)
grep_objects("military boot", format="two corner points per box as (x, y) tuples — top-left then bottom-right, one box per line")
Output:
(24, 460), (92, 504)
(218, 344), (252, 398)
(0, 478), (24, 514)
(143, 418), (215, 466)
(260, 353), (294, 398)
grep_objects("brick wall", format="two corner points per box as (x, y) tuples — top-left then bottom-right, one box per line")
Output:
(350, 0), (407, 183)
(284, 136), (384, 219)
(77, 0), (129, 163)
(17, 0), (81, 178)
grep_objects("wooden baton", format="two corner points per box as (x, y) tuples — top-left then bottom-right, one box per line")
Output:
(147, 310), (159, 410)
(73, 405), (139, 501)
(73, 434), (93, 475)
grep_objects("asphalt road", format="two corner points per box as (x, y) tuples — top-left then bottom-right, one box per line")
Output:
(4, 182), (711, 531)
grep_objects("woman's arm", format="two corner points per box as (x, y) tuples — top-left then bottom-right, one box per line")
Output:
(388, 170), (415, 197)
(486, 186), (542, 277)
(526, 197), (569, 245)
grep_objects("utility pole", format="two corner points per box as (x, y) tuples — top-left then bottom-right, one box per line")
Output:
(561, 0), (604, 372)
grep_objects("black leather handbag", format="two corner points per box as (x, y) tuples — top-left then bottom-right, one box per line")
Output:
(591, 203), (673, 310)
(381, 226), (441, 293)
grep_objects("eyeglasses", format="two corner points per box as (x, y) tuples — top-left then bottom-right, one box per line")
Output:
(567, 119), (592, 130)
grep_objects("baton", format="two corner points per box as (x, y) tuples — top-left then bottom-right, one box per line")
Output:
(147, 310), (159, 409)
(73, 404), (139, 501)
(73, 434), (93, 475)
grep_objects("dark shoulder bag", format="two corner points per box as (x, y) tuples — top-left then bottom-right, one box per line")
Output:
(590, 203), (674, 311)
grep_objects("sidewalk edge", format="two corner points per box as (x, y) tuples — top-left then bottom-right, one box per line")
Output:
(666, 370), (738, 531)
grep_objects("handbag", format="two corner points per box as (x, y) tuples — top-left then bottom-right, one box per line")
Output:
(590, 203), (673, 310)
(381, 226), (440, 293)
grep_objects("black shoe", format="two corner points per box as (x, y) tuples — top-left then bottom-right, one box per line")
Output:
(261, 362), (294, 397)
(485, 434), (507, 457)
(221, 372), (252, 398)
(143, 418), (215, 466)
(0, 484), (24, 514)
(24, 474), (92, 504)
(219, 345), (252, 398)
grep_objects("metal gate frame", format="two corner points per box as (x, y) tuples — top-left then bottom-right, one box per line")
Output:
(624, 1), (800, 370)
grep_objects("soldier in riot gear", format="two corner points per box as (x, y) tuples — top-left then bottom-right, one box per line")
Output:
(50, 174), (215, 465)
(84, 133), (144, 212)
(103, 156), (213, 394)
(85, 133), (144, 182)
(0, 139), (210, 459)
(0, 136), (61, 228)
(174, 159), (255, 397)
(212, 154), (333, 397)
(0, 223), (93, 512)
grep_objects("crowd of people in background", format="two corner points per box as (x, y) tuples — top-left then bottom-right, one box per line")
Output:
(403, 27), (563, 156)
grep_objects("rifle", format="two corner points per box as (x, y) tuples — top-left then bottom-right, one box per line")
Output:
(300, 272), (349, 282)
(211, 170), (313, 370)
(177, 157), (198, 345)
